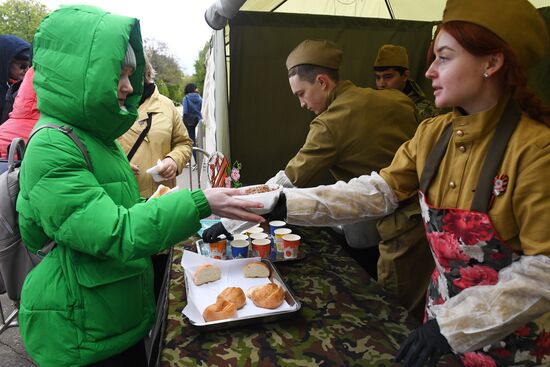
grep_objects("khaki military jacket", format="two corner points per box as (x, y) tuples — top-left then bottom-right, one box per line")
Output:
(285, 80), (418, 186)
(380, 96), (550, 256)
(405, 79), (440, 121)
(118, 86), (193, 197)
(283, 96), (550, 352)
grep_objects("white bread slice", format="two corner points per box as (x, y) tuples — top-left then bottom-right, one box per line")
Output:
(193, 264), (221, 286)
(244, 262), (270, 278)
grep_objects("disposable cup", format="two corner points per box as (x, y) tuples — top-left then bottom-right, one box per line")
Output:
(208, 238), (227, 260)
(282, 234), (300, 259)
(269, 220), (286, 235)
(244, 226), (264, 237)
(251, 238), (271, 259)
(230, 239), (249, 259)
(231, 233), (249, 244)
(249, 232), (269, 242)
(274, 228), (292, 253)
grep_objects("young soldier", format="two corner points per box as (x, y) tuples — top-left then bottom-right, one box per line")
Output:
(374, 44), (440, 121)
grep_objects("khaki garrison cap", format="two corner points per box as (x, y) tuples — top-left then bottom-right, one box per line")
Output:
(374, 44), (409, 69)
(286, 40), (343, 71)
(442, 0), (549, 68)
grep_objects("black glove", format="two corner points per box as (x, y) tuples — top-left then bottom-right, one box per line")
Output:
(395, 319), (452, 367)
(202, 222), (233, 243)
(263, 192), (287, 221)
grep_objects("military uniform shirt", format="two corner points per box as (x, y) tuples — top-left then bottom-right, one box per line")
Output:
(405, 79), (440, 121)
(380, 96), (550, 256)
(285, 80), (418, 186)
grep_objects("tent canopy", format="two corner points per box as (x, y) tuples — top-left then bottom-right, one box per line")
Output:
(203, 1), (550, 186)
(241, 0), (549, 21)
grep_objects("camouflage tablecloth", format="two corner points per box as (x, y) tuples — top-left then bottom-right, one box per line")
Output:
(160, 227), (461, 367)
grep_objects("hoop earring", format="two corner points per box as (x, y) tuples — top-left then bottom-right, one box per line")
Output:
(483, 72), (489, 79)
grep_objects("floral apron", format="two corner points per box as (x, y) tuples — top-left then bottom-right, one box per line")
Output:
(418, 102), (550, 366)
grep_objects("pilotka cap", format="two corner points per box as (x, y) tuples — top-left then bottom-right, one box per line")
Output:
(286, 40), (343, 71)
(442, 0), (548, 68)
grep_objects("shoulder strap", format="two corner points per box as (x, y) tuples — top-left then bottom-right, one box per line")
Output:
(6, 138), (26, 173)
(20, 123), (94, 258)
(127, 112), (153, 161)
(470, 101), (521, 212)
(418, 101), (521, 213)
(29, 124), (93, 172)
(418, 123), (453, 193)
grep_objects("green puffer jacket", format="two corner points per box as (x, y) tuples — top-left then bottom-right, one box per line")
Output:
(16, 6), (211, 366)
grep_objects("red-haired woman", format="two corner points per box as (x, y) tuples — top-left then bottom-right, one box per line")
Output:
(265, 0), (550, 365)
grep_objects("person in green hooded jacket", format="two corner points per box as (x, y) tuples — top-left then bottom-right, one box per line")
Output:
(16, 5), (264, 367)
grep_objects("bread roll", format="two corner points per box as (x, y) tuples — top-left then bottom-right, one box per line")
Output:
(217, 287), (246, 309)
(202, 299), (237, 322)
(150, 184), (171, 198)
(193, 264), (221, 286)
(244, 262), (270, 278)
(245, 285), (260, 298)
(247, 283), (285, 309)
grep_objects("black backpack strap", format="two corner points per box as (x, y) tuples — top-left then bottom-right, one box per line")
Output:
(29, 124), (93, 172)
(127, 112), (153, 161)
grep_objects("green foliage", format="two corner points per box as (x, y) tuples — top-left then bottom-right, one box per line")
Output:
(0, 0), (49, 42)
(144, 38), (186, 103)
(156, 78), (170, 97)
(193, 41), (210, 94)
(167, 83), (183, 104)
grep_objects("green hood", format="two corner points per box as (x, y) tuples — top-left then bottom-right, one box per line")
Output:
(32, 5), (144, 142)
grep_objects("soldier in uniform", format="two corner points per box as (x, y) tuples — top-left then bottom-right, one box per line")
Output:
(205, 40), (434, 320)
(374, 44), (441, 121)
(266, 0), (550, 364)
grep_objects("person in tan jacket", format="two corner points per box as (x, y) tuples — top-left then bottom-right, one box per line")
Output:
(118, 57), (193, 199)
(266, 0), (550, 365)
(118, 57), (193, 298)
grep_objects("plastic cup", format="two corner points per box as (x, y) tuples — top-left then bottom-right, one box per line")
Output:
(269, 220), (286, 235)
(282, 234), (300, 259)
(230, 239), (249, 259)
(251, 239), (271, 259)
(274, 228), (292, 253)
(208, 238), (227, 259)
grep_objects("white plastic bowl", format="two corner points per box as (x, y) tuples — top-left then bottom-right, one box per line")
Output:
(234, 184), (282, 214)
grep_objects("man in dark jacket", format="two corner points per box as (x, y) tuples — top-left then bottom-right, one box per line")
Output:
(0, 35), (31, 124)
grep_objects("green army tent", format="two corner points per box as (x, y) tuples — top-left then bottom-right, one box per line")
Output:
(201, 0), (550, 185)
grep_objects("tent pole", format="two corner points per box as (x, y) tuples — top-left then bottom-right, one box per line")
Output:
(270, 0), (288, 12)
(384, 0), (395, 19)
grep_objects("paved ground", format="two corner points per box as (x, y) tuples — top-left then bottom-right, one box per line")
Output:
(0, 293), (35, 367)
(0, 167), (205, 367)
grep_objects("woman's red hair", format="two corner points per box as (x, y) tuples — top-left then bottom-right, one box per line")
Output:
(427, 21), (550, 126)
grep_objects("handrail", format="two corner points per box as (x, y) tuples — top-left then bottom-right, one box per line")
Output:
(187, 147), (211, 190)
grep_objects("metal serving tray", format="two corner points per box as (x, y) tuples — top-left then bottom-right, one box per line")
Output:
(195, 239), (305, 262)
(184, 259), (301, 331)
